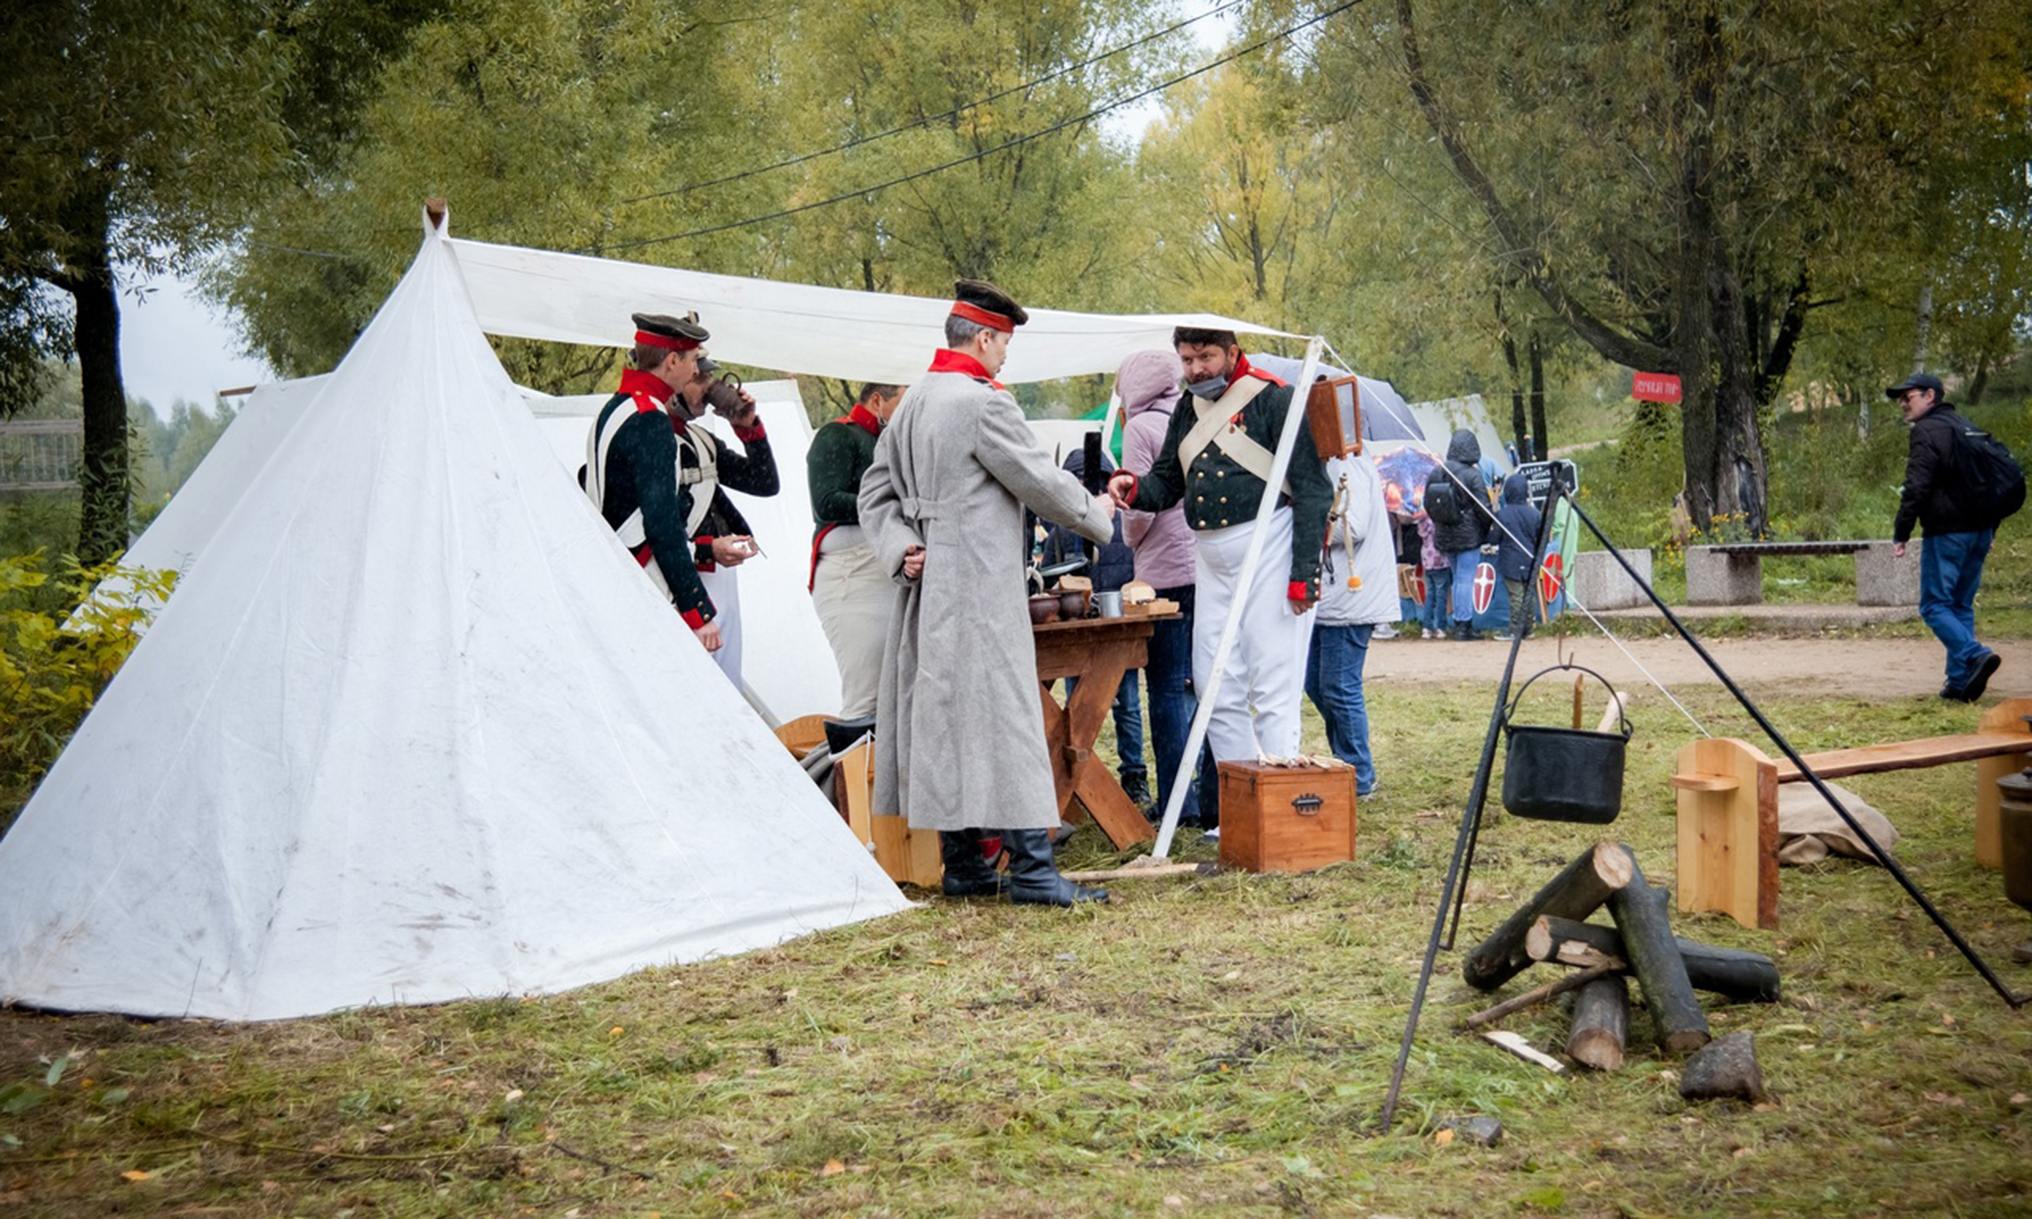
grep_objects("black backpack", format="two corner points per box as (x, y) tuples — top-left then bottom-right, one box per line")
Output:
(1424, 469), (1463, 526)
(1953, 424), (2027, 528)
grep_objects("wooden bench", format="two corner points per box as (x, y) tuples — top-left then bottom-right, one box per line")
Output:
(1684, 539), (1916, 607)
(1672, 697), (2032, 929)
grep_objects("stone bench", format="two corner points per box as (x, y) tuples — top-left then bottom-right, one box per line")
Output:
(1684, 540), (1918, 607)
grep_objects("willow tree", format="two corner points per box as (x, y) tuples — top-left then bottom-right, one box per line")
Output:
(1315, 0), (2029, 532)
(697, 0), (1166, 311)
(0, 0), (289, 563)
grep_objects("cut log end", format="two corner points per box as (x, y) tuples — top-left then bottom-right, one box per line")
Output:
(1679, 1031), (1767, 1103)
(1566, 974), (1629, 1071)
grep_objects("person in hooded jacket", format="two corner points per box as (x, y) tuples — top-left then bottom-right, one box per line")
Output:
(1425, 429), (1498, 640)
(1491, 471), (1544, 641)
(1305, 452), (1399, 795)
(1118, 349), (1217, 827)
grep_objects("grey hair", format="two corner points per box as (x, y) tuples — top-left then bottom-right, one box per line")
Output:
(944, 314), (993, 348)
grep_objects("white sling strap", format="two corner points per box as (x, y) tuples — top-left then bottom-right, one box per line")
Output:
(586, 394), (657, 549)
(676, 420), (719, 537)
(1176, 375), (1287, 496)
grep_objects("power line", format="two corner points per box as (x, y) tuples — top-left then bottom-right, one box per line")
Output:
(596, 0), (1366, 254)
(616, 0), (1248, 207)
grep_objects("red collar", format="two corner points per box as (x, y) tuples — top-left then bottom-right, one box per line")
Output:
(929, 348), (1005, 390)
(618, 368), (675, 407)
(840, 402), (884, 436)
(1232, 351), (1285, 387)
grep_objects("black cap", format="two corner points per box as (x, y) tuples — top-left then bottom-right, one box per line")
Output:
(953, 278), (1028, 328)
(632, 311), (710, 348)
(696, 355), (721, 374)
(1885, 372), (1944, 400)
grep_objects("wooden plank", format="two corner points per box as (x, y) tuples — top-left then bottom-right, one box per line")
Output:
(1062, 861), (1209, 883)
(1671, 774), (1739, 793)
(1778, 732), (2032, 782)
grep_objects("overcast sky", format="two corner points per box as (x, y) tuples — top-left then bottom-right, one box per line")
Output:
(116, 2), (1236, 415)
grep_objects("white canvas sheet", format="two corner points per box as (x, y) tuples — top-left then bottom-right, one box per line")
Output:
(449, 237), (1303, 385)
(0, 222), (908, 1021)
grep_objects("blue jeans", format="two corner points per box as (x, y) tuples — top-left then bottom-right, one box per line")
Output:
(1145, 583), (1215, 825)
(1306, 623), (1376, 794)
(1919, 530), (1994, 686)
(1450, 549), (1482, 623)
(1421, 569), (1450, 633)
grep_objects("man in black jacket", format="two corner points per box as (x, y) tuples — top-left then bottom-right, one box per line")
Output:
(1889, 372), (2001, 701)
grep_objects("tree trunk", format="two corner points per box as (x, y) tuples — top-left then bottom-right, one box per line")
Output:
(1462, 842), (1635, 991)
(1911, 275), (1933, 375)
(1497, 289), (1529, 458)
(1527, 334), (1547, 461)
(1606, 870), (1711, 1054)
(1566, 973), (1628, 1070)
(1526, 915), (1781, 1003)
(1671, 6), (1767, 539)
(67, 188), (130, 567)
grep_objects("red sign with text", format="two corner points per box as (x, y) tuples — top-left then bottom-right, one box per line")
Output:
(1633, 372), (1682, 403)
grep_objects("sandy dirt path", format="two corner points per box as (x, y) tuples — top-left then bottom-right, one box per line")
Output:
(1365, 630), (2026, 702)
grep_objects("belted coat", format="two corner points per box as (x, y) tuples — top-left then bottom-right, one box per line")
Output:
(860, 360), (1113, 831)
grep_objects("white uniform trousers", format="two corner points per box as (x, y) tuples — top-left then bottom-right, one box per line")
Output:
(811, 542), (894, 719)
(698, 566), (742, 684)
(1192, 509), (1315, 763)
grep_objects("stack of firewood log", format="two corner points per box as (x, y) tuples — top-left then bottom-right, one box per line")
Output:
(1461, 842), (1779, 1084)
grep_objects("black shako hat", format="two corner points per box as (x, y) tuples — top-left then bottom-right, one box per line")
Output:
(631, 311), (710, 351)
(950, 278), (1028, 332)
(1885, 371), (1944, 401)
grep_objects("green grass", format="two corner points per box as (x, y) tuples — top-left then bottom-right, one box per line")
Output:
(4, 683), (2029, 1217)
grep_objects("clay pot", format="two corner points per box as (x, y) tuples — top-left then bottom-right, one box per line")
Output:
(1058, 589), (1091, 620)
(1028, 594), (1061, 625)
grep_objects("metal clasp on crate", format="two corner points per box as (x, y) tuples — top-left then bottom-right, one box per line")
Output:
(1291, 794), (1324, 816)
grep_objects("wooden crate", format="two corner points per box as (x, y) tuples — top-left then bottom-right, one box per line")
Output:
(1217, 760), (1357, 873)
(834, 739), (942, 887)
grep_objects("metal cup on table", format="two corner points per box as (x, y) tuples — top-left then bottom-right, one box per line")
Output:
(1094, 590), (1124, 619)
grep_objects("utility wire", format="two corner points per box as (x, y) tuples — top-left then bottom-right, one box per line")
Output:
(593, 0), (1366, 253)
(616, 0), (1248, 207)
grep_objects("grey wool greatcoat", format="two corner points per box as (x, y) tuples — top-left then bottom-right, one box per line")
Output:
(859, 365), (1113, 831)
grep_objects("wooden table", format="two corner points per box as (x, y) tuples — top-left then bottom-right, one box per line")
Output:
(1032, 613), (1177, 850)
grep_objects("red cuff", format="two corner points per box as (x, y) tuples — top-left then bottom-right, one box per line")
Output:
(1287, 581), (1310, 602)
(681, 608), (706, 630)
(1119, 471), (1139, 506)
(734, 420), (767, 443)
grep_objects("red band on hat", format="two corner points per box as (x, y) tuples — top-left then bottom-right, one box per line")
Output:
(634, 330), (702, 352)
(949, 301), (1015, 333)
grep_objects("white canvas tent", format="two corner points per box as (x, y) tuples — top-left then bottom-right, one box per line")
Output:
(0, 220), (910, 1021)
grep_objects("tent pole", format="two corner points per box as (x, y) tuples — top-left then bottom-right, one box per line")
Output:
(1150, 337), (1325, 858)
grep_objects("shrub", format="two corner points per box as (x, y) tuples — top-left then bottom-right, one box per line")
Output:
(0, 552), (175, 833)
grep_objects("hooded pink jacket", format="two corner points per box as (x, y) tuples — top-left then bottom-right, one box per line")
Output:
(1116, 349), (1195, 590)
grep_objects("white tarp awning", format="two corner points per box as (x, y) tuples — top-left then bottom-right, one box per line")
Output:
(449, 238), (1304, 385)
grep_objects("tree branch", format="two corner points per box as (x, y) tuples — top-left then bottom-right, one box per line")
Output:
(1755, 266), (1812, 406)
(1394, 0), (1671, 372)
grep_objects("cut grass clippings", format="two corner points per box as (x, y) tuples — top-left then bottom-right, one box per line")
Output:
(3, 681), (2031, 1217)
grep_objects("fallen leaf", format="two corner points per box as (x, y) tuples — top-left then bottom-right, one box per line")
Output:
(1434, 1128), (1455, 1146)
(930, 960), (948, 967)
(609, 1026), (624, 1037)
(1940, 1013), (1955, 1027)
(503, 1089), (524, 1103)
(783, 988), (799, 999)
(1164, 1196), (1185, 1209)
(821, 1160), (845, 1177)
(121, 1170), (151, 1182)
(2011, 1093), (2029, 1106)
(1221, 970), (1240, 981)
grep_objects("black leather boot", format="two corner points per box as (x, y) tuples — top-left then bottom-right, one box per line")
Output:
(939, 829), (1005, 898)
(1003, 829), (1108, 906)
